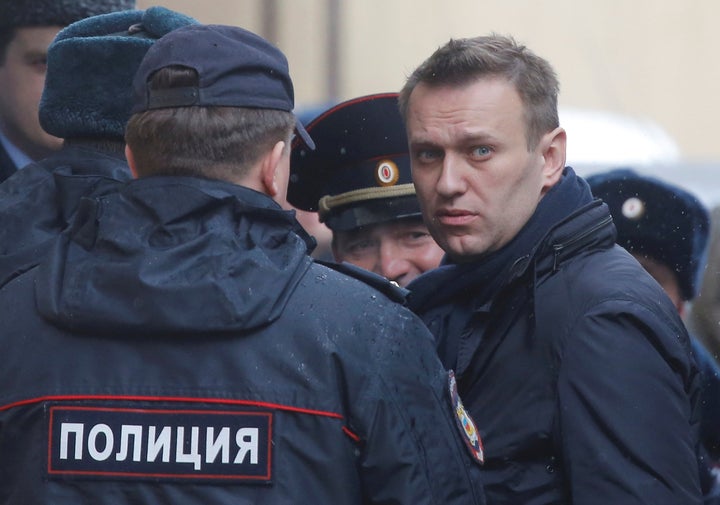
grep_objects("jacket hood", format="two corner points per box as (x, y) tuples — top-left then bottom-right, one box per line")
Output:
(35, 176), (315, 335)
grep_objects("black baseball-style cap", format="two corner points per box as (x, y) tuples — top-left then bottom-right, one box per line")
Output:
(130, 23), (314, 150)
(288, 93), (420, 231)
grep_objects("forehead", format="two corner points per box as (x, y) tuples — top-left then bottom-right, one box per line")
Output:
(406, 77), (527, 140)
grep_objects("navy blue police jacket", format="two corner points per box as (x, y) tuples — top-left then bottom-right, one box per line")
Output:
(0, 175), (485, 505)
(0, 143), (130, 287)
(0, 139), (19, 184)
(407, 168), (703, 505)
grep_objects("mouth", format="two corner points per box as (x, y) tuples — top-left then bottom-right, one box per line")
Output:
(435, 209), (476, 227)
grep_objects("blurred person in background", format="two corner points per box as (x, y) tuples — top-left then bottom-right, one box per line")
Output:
(588, 168), (720, 504)
(689, 204), (720, 366)
(0, 6), (197, 288)
(0, 0), (135, 182)
(289, 92), (444, 287)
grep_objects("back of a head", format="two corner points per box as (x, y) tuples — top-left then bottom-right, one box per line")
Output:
(288, 93), (422, 232)
(587, 168), (710, 301)
(398, 34), (559, 149)
(125, 23), (313, 179)
(39, 7), (197, 144)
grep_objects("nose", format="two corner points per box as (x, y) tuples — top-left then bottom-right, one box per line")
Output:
(436, 152), (466, 197)
(376, 240), (415, 287)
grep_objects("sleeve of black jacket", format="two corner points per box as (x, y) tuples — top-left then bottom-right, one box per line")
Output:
(335, 293), (486, 504)
(558, 298), (702, 504)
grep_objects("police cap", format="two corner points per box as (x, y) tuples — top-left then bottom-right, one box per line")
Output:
(587, 168), (710, 301)
(288, 93), (419, 232)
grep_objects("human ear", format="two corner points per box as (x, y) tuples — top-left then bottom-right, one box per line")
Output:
(540, 127), (567, 192)
(124, 144), (139, 179)
(261, 140), (287, 197)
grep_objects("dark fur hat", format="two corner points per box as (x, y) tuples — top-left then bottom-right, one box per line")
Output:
(587, 168), (710, 301)
(0, 0), (136, 28)
(39, 7), (197, 141)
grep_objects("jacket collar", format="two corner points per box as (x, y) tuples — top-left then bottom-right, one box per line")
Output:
(407, 168), (608, 312)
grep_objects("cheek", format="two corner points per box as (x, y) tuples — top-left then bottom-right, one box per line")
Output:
(3, 72), (44, 117)
(413, 180), (437, 210)
(411, 165), (434, 189)
(28, 74), (46, 104)
(416, 244), (445, 271)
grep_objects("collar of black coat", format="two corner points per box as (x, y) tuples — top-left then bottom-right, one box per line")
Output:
(407, 167), (601, 313)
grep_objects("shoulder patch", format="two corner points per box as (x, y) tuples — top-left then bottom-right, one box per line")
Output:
(448, 370), (484, 465)
(316, 260), (409, 303)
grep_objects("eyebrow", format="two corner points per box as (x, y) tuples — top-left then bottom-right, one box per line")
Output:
(410, 131), (499, 148)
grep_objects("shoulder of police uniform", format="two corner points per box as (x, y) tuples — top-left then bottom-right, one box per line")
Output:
(314, 259), (409, 304)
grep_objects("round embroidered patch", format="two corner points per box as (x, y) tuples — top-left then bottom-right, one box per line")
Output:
(448, 370), (484, 465)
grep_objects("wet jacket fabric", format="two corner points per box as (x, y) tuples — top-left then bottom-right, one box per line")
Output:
(692, 338), (720, 504)
(407, 168), (702, 505)
(0, 143), (130, 287)
(693, 338), (720, 462)
(0, 141), (18, 184)
(0, 175), (485, 505)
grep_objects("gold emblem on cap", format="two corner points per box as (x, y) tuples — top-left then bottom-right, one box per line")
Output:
(621, 197), (645, 220)
(375, 160), (399, 187)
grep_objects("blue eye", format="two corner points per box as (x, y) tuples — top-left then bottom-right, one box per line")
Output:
(412, 147), (442, 163)
(472, 146), (491, 157)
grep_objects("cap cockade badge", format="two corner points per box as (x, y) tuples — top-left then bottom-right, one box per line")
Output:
(621, 196), (645, 220)
(375, 159), (399, 187)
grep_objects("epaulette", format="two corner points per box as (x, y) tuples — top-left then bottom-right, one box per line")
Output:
(316, 260), (409, 304)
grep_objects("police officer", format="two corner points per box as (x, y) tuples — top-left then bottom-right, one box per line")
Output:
(289, 93), (444, 287)
(0, 6), (197, 288)
(588, 168), (720, 503)
(0, 0), (135, 182)
(0, 24), (485, 504)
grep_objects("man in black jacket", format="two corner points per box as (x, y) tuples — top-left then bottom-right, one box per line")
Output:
(0, 6), (197, 287)
(0, 0), (135, 182)
(0, 24), (485, 504)
(400, 34), (702, 504)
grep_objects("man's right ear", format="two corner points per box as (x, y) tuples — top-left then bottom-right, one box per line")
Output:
(124, 144), (139, 179)
(260, 140), (287, 198)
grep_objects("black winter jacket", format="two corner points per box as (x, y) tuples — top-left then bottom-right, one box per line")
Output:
(408, 169), (702, 505)
(0, 143), (130, 287)
(0, 176), (485, 505)
(0, 140), (18, 184)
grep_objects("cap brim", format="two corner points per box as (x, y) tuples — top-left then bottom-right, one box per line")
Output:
(324, 194), (422, 231)
(294, 118), (315, 150)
